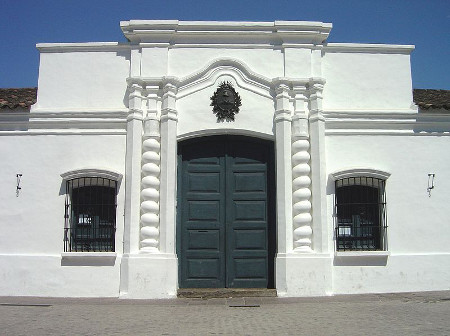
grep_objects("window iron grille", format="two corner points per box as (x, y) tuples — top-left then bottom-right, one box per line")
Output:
(335, 177), (387, 251)
(64, 177), (117, 252)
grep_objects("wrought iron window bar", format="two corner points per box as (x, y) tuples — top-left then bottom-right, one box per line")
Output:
(335, 177), (387, 251)
(64, 177), (117, 252)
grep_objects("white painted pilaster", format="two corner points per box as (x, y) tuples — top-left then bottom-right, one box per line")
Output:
(159, 78), (178, 255)
(273, 80), (293, 295)
(120, 79), (178, 299)
(308, 81), (329, 253)
(273, 80), (293, 255)
(123, 83), (144, 255)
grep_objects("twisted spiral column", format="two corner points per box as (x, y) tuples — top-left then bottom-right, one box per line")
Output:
(139, 86), (161, 253)
(292, 138), (312, 252)
(291, 86), (312, 252)
(140, 136), (161, 252)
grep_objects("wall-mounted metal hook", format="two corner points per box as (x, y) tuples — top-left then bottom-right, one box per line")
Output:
(16, 174), (22, 197)
(427, 173), (435, 197)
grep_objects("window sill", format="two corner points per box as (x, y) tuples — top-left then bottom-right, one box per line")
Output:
(335, 251), (390, 258)
(61, 252), (117, 266)
(334, 251), (390, 266)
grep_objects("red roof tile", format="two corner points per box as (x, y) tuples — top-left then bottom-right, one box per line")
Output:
(413, 89), (450, 110)
(0, 88), (37, 110)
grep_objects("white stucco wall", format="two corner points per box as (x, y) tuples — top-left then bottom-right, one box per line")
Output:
(322, 49), (414, 111)
(0, 134), (126, 296)
(177, 77), (275, 138)
(168, 48), (284, 79)
(326, 134), (450, 293)
(35, 46), (130, 111)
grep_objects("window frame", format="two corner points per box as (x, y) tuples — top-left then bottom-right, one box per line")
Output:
(330, 168), (390, 253)
(61, 169), (122, 253)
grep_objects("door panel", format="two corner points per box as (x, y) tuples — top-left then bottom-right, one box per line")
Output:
(178, 136), (274, 288)
(179, 139), (226, 288)
(226, 139), (270, 288)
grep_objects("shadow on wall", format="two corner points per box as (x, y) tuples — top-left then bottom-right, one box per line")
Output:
(61, 256), (117, 267)
(0, 110), (31, 131)
(413, 111), (450, 134)
(333, 254), (389, 267)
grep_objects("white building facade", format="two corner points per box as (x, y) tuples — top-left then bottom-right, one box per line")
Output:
(1, 20), (449, 298)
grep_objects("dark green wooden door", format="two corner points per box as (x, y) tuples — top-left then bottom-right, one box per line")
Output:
(177, 136), (275, 288)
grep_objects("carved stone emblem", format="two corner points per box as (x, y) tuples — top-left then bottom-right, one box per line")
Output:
(210, 81), (241, 122)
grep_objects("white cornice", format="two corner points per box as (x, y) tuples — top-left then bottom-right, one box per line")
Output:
(324, 111), (450, 135)
(120, 20), (332, 45)
(30, 107), (129, 114)
(36, 42), (130, 53)
(0, 130), (126, 136)
(324, 43), (414, 54)
(0, 111), (128, 133)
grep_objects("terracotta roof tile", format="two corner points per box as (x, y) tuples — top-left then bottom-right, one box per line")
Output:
(413, 89), (450, 110)
(0, 88), (37, 110)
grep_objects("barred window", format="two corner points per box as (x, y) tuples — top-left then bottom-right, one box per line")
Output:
(335, 177), (387, 251)
(64, 177), (117, 252)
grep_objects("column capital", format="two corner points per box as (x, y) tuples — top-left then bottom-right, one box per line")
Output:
(145, 84), (161, 122)
(161, 80), (177, 118)
(274, 80), (293, 123)
(309, 82), (325, 121)
(129, 82), (144, 93)
(292, 84), (307, 94)
(292, 87), (308, 119)
(128, 82), (145, 121)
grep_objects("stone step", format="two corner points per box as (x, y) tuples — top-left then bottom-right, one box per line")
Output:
(177, 288), (277, 299)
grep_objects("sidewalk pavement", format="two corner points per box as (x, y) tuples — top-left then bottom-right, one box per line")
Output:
(1, 291), (449, 335)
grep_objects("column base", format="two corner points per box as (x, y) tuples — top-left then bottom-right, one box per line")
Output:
(276, 252), (332, 297)
(119, 253), (178, 299)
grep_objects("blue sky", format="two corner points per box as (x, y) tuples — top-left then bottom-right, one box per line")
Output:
(1, 0), (449, 89)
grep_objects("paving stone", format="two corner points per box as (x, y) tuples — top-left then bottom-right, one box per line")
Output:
(1, 291), (449, 335)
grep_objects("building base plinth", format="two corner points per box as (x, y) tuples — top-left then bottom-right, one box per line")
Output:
(276, 253), (332, 297)
(119, 253), (178, 299)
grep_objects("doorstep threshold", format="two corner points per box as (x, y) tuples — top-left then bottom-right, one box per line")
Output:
(177, 288), (277, 299)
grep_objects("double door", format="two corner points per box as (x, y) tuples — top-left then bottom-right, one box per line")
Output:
(177, 135), (275, 288)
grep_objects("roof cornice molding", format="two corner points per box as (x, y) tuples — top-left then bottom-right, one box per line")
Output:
(120, 20), (332, 45)
(323, 110), (450, 135)
(324, 43), (415, 54)
(36, 42), (130, 53)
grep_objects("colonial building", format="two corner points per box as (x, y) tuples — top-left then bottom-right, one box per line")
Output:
(1, 20), (449, 298)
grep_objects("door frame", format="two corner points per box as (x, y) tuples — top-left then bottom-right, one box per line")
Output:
(176, 135), (276, 288)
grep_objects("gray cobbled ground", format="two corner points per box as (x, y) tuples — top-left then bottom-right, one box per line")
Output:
(1, 291), (449, 336)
